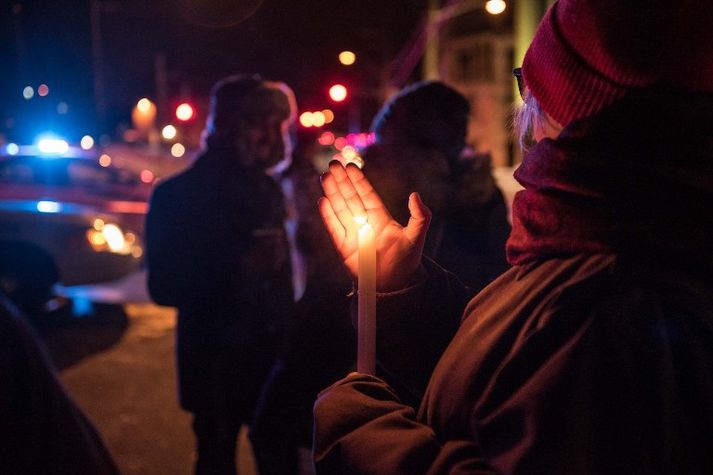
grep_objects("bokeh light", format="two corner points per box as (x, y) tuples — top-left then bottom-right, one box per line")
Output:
(162, 125), (177, 140)
(318, 132), (335, 146)
(37, 84), (50, 97)
(170, 143), (186, 157)
(312, 111), (326, 127)
(338, 51), (356, 66)
(299, 112), (314, 127)
(6, 143), (19, 155)
(23, 86), (34, 100)
(137, 98), (153, 113)
(329, 84), (348, 102)
(334, 137), (347, 151)
(175, 103), (195, 121)
(485, 0), (506, 15)
(140, 169), (155, 183)
(99, 154), (112, 167)
(80, 135), (95, 150)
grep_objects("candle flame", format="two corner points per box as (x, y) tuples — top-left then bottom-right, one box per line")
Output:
(354, 215), (368, 225)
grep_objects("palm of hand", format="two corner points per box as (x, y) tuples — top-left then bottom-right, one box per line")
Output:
(320, 161), (431, 292)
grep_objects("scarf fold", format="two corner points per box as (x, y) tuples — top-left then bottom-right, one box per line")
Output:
(506, 89), (713, 274)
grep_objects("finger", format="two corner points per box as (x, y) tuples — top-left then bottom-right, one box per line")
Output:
(345, 163), (394, 224)
(330, 161), (368, 220)
(321, 170), (358, 232)
(318, 197), (345, 248)
(404, 192), (432, 249)
(344, 164), (387, 211)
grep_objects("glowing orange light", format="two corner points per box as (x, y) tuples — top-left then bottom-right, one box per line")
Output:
(322, 109), (335, 124)
(175, 103), (195, 121)
(329, 84), (348, 102)
(299, 111), (314, 127)
(86, 230), (107, 247)
(338, 51), (356, 66)
(140, 169), (155, 183)
(99, 154), (112, 167)
(137, 98), (153, 113)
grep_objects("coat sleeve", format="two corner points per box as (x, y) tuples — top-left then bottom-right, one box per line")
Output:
(375, 257), (475, 403)
(313, 285), (605, 474)
(313, 374), (497, 475)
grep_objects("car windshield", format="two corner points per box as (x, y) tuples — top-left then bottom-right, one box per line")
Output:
(0, 156), (140, 189)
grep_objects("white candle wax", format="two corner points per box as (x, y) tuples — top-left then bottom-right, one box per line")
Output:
(356, 220), (376, 374)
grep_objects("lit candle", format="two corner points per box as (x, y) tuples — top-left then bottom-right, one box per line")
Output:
(355, 216), (376, 374)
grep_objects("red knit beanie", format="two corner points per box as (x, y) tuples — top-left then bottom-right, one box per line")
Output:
(522, 0), (713, 127)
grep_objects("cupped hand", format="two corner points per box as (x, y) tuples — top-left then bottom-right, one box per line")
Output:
(319, 160), (431, 292)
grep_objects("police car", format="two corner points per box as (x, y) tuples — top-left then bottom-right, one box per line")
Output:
(0, 138), (150, 313)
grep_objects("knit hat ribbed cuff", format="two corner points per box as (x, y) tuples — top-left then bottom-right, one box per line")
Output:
(522, 4), (628, 127)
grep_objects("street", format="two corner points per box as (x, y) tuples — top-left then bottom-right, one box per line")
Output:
(41, 273), (259, 475)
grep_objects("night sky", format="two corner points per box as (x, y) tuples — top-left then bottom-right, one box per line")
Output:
(0, 0), (427, 143)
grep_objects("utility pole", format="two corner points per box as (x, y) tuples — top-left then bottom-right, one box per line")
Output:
(12, 3), (28, 84)
(90, 0), (107, 127)
(154, 52), (168, 125)
(90, 0), (119, 131)
(423, 0), (441, 80)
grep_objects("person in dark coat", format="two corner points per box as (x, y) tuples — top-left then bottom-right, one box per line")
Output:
(146, 74), (297, 475)
(312, 0), (713, 473)
(249, 131), (354, 475)
(0, 294), (118, 475)
(363, 81), (510, 290)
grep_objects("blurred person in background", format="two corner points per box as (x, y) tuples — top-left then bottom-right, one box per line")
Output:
(313, 0), (713, 473)
(250, 128), (354, 475)
(146, 74), (296, 475)
(363, 80), (510, 293)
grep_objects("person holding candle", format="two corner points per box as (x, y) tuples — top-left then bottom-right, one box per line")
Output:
(313, 0), (713, 473)
(146, 74), (297, 475)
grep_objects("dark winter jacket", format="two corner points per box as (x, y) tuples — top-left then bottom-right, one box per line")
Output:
(313, 90), (713, 474)
(146, 149), (293, 412)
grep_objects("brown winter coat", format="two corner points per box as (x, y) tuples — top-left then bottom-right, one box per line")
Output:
(314, 254), (713, 474)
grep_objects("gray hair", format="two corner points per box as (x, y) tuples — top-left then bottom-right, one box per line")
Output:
(513, 91), (547, 152)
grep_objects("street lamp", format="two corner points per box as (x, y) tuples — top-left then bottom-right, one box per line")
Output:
(132, 98), (157, 140)
(175, 102), (195, 121)
(329, 84), (348, 102)
(485, 0), (506, 15)
(338, 50), (356, 66)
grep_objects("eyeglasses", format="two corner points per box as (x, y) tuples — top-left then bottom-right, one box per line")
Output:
(513, 68), (524, 100)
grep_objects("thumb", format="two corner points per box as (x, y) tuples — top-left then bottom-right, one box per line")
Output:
(404, 192), (431, 249)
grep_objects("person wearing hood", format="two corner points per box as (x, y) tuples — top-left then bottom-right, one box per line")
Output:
(146, 74), (296, 474)
(313, 0), (713, 473)
(362, 81), (510, 291)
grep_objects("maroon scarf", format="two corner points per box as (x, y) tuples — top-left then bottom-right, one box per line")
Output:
(506, 89), (713, 272)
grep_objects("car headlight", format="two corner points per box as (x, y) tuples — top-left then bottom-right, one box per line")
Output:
(86, 219), (141, 257)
